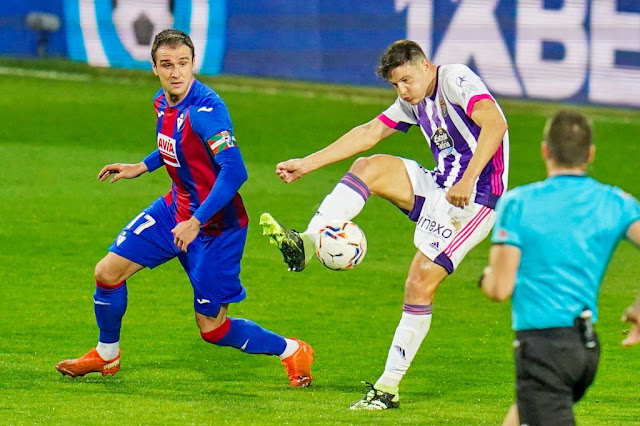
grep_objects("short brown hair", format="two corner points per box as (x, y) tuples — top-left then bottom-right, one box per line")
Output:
(544, 110), (593, 167)
(377, 40), (426, 81)
(151, 29), (195, 63)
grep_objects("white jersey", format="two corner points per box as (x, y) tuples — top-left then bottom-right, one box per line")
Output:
(378, 64), (509, 209)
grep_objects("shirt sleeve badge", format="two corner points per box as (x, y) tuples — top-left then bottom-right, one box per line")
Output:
(207, 130), (236, 155)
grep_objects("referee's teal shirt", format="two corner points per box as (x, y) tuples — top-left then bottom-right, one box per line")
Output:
(492, 175), (640, 331)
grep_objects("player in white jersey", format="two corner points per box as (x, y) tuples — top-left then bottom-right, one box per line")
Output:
(261, 40), (509, 409)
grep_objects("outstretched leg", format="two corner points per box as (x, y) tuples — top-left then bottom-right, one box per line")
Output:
(197, 308), (314, 387)
(187, 225), (315, 387)
(262, 154), (414, 271)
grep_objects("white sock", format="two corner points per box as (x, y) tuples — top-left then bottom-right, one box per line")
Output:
(96, 341), (120, 361)
(375, 310), (432, 392)
(305, 178), (369, 243)
(279, 338), (300, 360)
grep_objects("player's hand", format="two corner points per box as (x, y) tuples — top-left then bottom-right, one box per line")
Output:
(99, 162), (147, 183)
(446, 177), (475, 208)
(276, 158), (307, 183)
(171, 217), (201, 252)
(622, 307), (640, 347)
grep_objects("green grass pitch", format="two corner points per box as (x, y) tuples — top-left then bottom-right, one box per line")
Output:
(1, 59), (639, 425)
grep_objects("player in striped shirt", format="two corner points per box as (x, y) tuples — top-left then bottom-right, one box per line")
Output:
(56, 30), (314, 387)
(261, 40), (508, 409)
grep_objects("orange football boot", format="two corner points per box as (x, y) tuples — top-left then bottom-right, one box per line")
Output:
(56, 348), (120, 377)
(281, 339), (314, 387)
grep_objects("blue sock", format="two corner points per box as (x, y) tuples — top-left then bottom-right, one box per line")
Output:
(94, 281), (128, 344)
(201, 317), (287, 356)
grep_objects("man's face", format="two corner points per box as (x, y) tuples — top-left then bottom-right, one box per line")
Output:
(388, 59), (431, 105)
(152, 43), (195, 105)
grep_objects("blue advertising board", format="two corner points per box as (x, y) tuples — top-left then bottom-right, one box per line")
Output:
(0, 0), (66, 57)
(63, 0), (226, 74)
(2, 0), (638, 107)
(221, 0), (640, 107)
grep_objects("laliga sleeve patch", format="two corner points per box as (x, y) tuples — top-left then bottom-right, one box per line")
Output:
(207, 130), (237, 155)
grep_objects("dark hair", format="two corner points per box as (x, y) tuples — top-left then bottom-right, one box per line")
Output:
(544, 110), (593, 166)
(151, 29), (194, 63)
(377, 40), (427, 81)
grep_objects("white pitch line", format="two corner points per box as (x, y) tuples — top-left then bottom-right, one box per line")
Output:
(4, 65), (640, 118)
(4, 65), (393, 105)
(1, 66), (91, 82)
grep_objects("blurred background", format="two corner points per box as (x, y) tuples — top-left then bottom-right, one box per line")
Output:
(2, 0), (639, 107)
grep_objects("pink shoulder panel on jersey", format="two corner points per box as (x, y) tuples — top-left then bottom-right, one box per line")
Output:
(466, 94), (494, 117)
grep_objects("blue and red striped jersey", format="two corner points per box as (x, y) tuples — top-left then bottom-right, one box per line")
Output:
(145, 79), (248, 235)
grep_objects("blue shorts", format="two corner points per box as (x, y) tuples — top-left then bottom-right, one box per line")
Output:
(108, 197), (247, 316)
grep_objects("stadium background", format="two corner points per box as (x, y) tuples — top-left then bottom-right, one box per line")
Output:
(3, 0), (640, 106)
(1, 1), (639, 424)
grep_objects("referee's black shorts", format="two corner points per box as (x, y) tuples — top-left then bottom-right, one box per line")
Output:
(514, 326), (600, 426)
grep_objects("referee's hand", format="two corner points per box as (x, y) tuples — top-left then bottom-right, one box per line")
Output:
(622, 307), (640, 347)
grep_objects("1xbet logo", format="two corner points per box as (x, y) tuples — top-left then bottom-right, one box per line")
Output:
(397, 0), (640, 107)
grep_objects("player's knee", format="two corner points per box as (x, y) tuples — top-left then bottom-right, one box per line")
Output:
(199, 316), (230, 344)
(195, 311), (227, 334)
(94, 259), (124, 286)
(349, 155), (382, 184)
(405, 263), (445, 302)
(405, 276), (437, 302)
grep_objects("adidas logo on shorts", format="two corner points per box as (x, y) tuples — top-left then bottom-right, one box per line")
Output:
(429, 241), (440, 250)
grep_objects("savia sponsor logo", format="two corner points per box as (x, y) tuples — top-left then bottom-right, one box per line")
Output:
(157, 133), (180, 167)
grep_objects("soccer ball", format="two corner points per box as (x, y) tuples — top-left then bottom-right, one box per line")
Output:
(315, 221), (367, 271)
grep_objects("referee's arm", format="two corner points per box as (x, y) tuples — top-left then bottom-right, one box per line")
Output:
(622, 220), (640, 346)
(480, 244), (521, 301)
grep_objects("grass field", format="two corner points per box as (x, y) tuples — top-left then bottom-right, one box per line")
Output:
(1, 58), (639, 425)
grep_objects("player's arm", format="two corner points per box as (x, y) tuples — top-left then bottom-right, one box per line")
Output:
(191, 147), (247, 225)
(172, 134), (247, 252)
(480, 244), (520, 301)
(622, 219), (640, 346)
(446, 99), (508, 207)
(142, 149), (164, 172)
(98, 150), (164, 183)
(276, 117), (397, 183)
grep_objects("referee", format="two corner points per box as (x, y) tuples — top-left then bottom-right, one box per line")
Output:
(480, 110), (640, 426)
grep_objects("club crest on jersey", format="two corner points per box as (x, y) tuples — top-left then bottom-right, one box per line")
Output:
(177, 113), (185, 131)
(157, 132), (181, 167)
(431, 127), (454, 154)
(207, 130), (236, 155)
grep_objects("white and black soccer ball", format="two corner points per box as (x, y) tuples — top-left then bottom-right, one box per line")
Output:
(315, 221), (367, 271)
